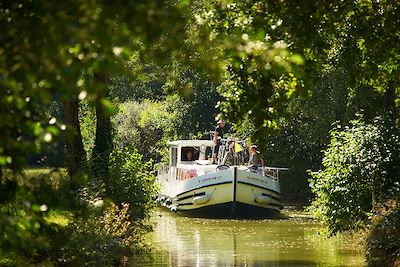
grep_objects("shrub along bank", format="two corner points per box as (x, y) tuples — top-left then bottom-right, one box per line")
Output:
(0, 146), (156, 265)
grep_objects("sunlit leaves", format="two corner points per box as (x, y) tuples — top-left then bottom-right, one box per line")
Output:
(0, 0), (190, 173)
(108, 147), (156, 219)
(309, 118), (400, 235)
(188, 0), (306, 145)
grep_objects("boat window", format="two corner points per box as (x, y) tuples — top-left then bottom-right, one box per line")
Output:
(181, 147), (198, 161)
(170, 147), (178, 166)
(180, 146), (213, 161)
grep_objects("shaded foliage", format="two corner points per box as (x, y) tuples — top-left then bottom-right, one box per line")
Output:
(2, 0), (400, 265)
(0, 170), (71, 262)
(58, 203), (151, 266)
(0, 0), (191, 264)
(366, 205), (400, 267)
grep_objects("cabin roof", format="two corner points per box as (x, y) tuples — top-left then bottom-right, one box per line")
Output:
(167, 140), (214, 147)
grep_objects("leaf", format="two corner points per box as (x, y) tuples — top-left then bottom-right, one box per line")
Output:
(289, 54), (304, 65)
(101, 98), (117, 116)
(46, 126), (59, 136)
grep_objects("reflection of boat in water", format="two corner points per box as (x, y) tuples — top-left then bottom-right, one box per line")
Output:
(156, 139), (287, 218)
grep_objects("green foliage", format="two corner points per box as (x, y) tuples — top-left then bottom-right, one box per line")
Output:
(0, 0), (193, 173)
(59, 203), (151, 266)
(1, 166), (154, 265)
(0, 207), (52, 259)
(113, 97), (184, 163)
(2, 0), (400, 265)
(264, 118), (321, 201)
(109, 55), (166, 102)
(261, 65), (377, 200)
(79, 98), (97, 160)
(108, 146), (156, 219)
(0, 169), (69, 263)
(113, 91), (218, 163)
(0, 1), (191, 262)
(366, 205), (400, 267)
(309, 118), (400, 234)
(188, 0), (400, 143)
(162, 67), (221, 134)
(192, 1), (304, 138)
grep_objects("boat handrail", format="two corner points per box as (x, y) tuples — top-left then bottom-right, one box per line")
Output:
(157, 164), (170, 181)
(176, 168), (197, 180)
(262, 166), (289, 182)
(208, 131), (247, 144)
(264, 166), (289, 171)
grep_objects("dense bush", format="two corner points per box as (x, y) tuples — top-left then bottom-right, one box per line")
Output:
(366, 205), (400, 267)
(56, 144), (157, 265)
(0, 150), (156, 265)
(0, 170), (70, 264)
(108, 145), (157, 219)
(59, 203), (151, 266)
(309, 118), (400, 234)
(113, 96), (189, 163)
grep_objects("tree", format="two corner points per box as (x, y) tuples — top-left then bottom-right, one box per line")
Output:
(91, 74), (113, 189)
(62, 97), (87, 186)
(188, 1), (400, 139)
(0, 0), (190, 178)
(309, 118), (400, 234)
(113, 95), (190, 163)
(0, 1), (192, 263)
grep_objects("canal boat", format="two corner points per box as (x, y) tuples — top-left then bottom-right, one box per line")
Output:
(156, 139), (286, 218)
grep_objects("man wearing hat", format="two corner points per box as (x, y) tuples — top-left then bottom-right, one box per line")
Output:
(212, 120), (225, 164)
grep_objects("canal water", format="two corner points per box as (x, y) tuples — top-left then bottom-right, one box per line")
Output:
(142, 207), (365, 266)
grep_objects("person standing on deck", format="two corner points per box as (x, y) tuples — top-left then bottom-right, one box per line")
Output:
(248, 145), (264, 169)
(212, 120), (225, 164)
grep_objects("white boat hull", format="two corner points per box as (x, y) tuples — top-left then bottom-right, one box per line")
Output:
(157, 167), (282, 218)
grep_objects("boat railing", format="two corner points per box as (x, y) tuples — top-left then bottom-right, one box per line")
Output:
(262, 167), (289, 182)
(176, 168), (197, 180)
(157, 164), (170, 181)
(158, 164), (198, 182)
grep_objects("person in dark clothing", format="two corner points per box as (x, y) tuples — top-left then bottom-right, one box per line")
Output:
(212, 120), (225, 164)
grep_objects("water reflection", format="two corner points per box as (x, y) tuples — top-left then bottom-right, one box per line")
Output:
(146, 208), (365, 267)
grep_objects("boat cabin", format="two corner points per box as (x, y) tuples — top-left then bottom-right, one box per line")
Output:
(158, 139), (285, 183)
(168, 140), (214, 166)
(160, 140), (216, 181)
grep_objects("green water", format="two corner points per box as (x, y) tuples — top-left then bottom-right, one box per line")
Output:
(143, 208), (365, 266)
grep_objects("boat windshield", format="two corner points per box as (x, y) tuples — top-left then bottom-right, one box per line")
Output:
(181, 146), (212, 162)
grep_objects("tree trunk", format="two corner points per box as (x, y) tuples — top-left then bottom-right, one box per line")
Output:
(91, 73), (113, 192)
(385, 80), (398, 118)
(62, 97), (87, 189)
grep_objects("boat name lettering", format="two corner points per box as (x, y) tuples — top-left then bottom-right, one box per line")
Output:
(246, 176), (267, 184)
(199, 176), (222, 183)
